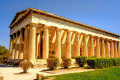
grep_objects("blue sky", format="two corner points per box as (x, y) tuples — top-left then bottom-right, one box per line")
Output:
(0, 0), (120, 49)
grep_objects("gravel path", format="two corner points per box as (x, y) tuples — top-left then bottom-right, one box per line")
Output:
(0, 65), (95, 80)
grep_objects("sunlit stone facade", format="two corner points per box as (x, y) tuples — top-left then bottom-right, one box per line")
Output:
(9, 8), (120, 64)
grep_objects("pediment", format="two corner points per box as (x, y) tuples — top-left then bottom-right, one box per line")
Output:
(9, 9), (28, 28)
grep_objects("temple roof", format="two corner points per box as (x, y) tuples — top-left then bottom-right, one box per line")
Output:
(9, 8), (120, 37)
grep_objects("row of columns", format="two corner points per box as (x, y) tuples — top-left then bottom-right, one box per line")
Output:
(9, 31), (23, 60)
(9, 24), (120, 61)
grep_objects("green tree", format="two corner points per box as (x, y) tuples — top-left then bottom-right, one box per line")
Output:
(0, 45), (9, 63)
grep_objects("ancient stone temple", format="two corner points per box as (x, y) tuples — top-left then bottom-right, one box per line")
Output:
(9, 8), (120, 64)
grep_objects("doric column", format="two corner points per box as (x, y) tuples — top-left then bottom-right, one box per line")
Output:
(43, 25), (49, 59)
(110, 41), (114, 58)
(96, 37), (100, 57)
(28, 24), (36, 61)
(18, 30), (23, 59)
(89, 35), (94, 56)
(14, 33), (18, 59)
(36, 33), (40, 59)
(66, 31), (72, 58)
(101, 38), (105, 57)
(8, 36), (13, 59)
(106, 40), (110, 57)
(114, 41), (117, 58)
(11, 34), (15, 59)
(56, 28), (61, 59)
(117, 42), (120, 57)
(15, 32), (19, 59)
(75, 33), (80, 57)
(23, 28), (29, 60)
(83, 34), (88, 56)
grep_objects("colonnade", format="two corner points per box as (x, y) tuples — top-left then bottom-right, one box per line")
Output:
(9, 24), (120, 62)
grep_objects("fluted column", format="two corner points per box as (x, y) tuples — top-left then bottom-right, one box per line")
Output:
(18, 30), (23, 59)
(75, 33), (80, 57)
(23, 28), (29, 60)
(36, 33), (40, 59)
(43, 25), (49, 59)
(11, 34), (15, 59)
(110, 41), (114, 58)
(29, 24), (36, 61)
(8, 36), (13, 59)
(89, 36), (94, 56)
(114, 41), (117, 58)
(96, 37), (100, 57)
(117, 42), (120, 57)
(106, 40), (110, 57)
(56, 28), (61, 59)
(83, 34), (88, 56)
(66, 31), (72, 58)
(14, 32), (19, 59)
(101, 38), (105, 57)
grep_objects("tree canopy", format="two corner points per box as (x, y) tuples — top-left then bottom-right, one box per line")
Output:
(0, 45), (9, 59)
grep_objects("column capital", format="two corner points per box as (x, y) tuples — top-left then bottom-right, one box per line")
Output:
(74, 31), (80, 35)
(43, 25), (50, 29)
(93, 36), (99, 39)
(109, 39), (113, 42)
(82, 33), (89, 37)
(28, 23), (37, 26)
(64, 29), (69, 32)
(55, 27), (61, 31)
(113, 40), (117, 43)
(88, 34), (93, 37)
(100, 37), (104, 40)
(116, 41), (120, 43)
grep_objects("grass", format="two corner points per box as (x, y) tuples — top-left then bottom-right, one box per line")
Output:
(51, 67), (120, 80)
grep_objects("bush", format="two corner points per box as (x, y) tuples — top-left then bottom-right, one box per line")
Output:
(62, 58), (71, 69)
(13, 59), (23, 67)
(47, 58), (59, 70)
(87, 58), (120, 69)
(20, 60), (33, 73)
(75, 56), (87, 67)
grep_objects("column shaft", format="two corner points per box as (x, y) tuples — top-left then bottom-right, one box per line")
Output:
(29, 25), (36, 61)
(106, 40), (110, 57)
(18, 31), (23, 59)
(83, 34), (88, 56)
(110, 41), (114, 58)
(43, 26), (49, 59)
(9, 37), (12, 59)
(56, 28), (61, 59)
(89, 36), (94, 56)
(117, 42), (120, 57)
(23, 28), (29, 60)
(75, 33), (80, 57)
(114, 41), (117, 58)
(14, 33), (19, 59)
(36, 34), (40, 58)
(96, 37), (100, 57)
(101, 39), (105, 57)
(11, 35), (15, 59)
(66, 31), (72, 58)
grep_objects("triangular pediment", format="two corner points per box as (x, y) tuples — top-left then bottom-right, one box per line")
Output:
(9, 8), (29, 28)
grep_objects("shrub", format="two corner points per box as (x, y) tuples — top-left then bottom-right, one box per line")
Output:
(20, 60), (32, 73)
(47, 58), (59, 70)
(75, 56), (87, 67)
(87, 58), (120, 69)
(62, 58), (71, 69)
(87, 58), (96, 68)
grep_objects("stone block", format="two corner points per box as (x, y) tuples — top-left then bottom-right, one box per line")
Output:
(36, 73), (43, 80)
(0, 76), (4, 80)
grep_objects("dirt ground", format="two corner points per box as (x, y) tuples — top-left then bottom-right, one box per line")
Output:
(0, 64), (95, 80)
